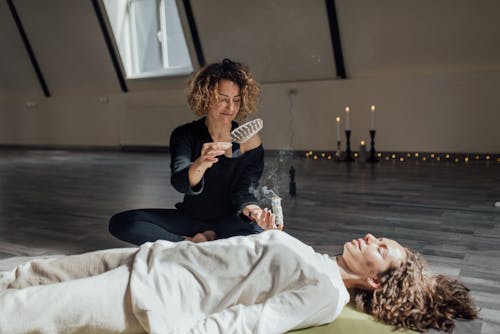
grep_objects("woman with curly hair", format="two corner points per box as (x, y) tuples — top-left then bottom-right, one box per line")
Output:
(343, 234), (478, 332)
(109, 59), (276, 245)
(0, 231), (477, 333)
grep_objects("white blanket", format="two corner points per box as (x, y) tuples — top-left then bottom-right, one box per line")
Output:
(0, 231), (349, 334)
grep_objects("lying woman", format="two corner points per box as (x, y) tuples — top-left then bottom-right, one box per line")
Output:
(0, 230), (477, 333)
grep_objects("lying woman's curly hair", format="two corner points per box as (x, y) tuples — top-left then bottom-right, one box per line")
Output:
(186, 58), (260, 122)
(352, 249), (478, 332)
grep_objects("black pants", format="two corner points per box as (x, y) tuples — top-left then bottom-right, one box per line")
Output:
(109, 209), (264, 245)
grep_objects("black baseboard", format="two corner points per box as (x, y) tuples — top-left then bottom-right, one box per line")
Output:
(120, 145), (169, 153)
(0, 145), (497, 162)
(0, 144), (118, 152)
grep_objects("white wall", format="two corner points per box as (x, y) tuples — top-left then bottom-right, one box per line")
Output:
(1, 67), (499, 152)
(260, 70), (500, 153)
(0, 89), (189, 147)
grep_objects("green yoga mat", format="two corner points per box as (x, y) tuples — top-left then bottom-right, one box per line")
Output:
(289, 305), (416, 334)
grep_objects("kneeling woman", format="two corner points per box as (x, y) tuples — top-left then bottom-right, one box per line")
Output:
(0, 231), (477, 333)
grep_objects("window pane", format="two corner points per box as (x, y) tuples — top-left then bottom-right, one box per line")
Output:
(103, 0), (193, 79)
(160, 0), (192, 69)
(130, 0), (162, 73)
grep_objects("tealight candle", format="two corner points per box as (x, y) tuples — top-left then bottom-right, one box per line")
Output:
(359, 140), (367, 162)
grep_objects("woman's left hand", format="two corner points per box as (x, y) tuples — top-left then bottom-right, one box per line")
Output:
(244, 205), (283, 231)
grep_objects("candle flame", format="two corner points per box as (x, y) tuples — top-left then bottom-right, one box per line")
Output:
(345, 106), (350, 112)
(361, 140), (365, 145)
(336, 116), (340, 122)
(371, 105), (375, 111)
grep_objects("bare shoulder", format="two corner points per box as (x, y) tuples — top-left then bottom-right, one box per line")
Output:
(240, 134), (262, 154)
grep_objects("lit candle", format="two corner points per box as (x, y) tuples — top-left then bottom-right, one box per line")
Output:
(336, 116), (341, 141)
(345, 106), (350, 130)
(370, 105), (376, 130)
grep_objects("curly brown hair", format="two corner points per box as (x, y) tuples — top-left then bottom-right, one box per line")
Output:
(185, 59), (260, 122)
(352, 249), (478, 332)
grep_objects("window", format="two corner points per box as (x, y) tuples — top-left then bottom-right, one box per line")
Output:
(103, 0), (193, 79)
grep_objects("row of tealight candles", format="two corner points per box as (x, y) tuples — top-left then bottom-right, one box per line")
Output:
(335, 105), (376, 142)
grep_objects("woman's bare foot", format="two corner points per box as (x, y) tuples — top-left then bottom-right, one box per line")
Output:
(185, 230), (216, 243)
(201, 230), (216, 241)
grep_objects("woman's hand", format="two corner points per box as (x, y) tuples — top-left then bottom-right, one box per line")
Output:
(196, 142), (232, 169)
(243, 205), (284, 231)
(189, 142), (231, 187)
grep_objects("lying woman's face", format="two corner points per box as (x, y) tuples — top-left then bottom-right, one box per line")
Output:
(342, 234), (407, 280)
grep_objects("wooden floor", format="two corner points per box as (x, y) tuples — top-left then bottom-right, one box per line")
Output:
(0, 149), (498, 334)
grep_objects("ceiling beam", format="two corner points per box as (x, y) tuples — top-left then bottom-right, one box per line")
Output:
(325, 0), (346, 79)
(91, 0), (128, 92)
(183, 0), (205, 67)
(7, 0), (51, 97)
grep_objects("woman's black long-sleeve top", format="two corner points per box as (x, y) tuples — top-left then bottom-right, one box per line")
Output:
(170, 117), (264, 222)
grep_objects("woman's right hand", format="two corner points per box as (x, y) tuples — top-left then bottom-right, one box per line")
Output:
(189, 142), (231, 187)
(194, 142), (232, 169)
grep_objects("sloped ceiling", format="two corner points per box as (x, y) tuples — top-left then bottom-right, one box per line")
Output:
(190, 0), (337, 83)
(0, 1), (42, 98)
(336, 0), (500, 77)
(14, 0), (122, 96)
(1, 0), (500, 98)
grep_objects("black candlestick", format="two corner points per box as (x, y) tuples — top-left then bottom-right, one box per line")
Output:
(344, 130), (354, 162)
(367, 129), (379, 162)
(289, 166), (296, 196)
